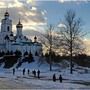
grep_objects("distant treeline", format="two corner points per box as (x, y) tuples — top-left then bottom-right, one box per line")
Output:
(45, 52), (90, 67)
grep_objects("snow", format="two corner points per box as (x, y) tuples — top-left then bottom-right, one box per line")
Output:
(0, 70), (89, 89)
(0, 58), (90, 89)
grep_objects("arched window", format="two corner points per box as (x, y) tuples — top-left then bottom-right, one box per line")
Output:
(7, 26), (10, 31)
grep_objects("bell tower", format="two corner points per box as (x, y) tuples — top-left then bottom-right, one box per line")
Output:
(1, 10), (12, 33)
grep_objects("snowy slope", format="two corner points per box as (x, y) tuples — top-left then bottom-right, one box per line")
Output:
(19, 56), (58, 72)
(0, 65), (90, 89)
(0, 56), (90, 89)
(0, 61), (90, 89)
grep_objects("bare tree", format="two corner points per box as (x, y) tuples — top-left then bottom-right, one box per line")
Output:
(46, 25), (54, 71)
(61, 10), (85, 74)
(40, 25), (54, 71)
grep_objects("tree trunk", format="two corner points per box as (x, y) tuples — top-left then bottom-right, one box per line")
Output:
(70, 29), (73, 74)
(70, 48), (73, 74)
(49, 45), (52, 71)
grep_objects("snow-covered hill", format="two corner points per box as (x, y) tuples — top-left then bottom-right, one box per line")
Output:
(0, 55), (90, 89)
(0, 61), (90, 89)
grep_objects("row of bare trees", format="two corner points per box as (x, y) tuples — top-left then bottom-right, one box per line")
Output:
(41, 10), (86, 74)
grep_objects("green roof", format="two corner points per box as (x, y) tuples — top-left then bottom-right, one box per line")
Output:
(11, 41), (42, 46)
(12, 43), (21, 45)
(21, 42), (33, 45)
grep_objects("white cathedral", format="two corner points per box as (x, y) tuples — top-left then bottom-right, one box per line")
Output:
(0, 11), (42, 56)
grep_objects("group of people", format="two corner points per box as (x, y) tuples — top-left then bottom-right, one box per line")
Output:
(13, 68), (40, 78)
(53, 74), (63, 83)
(32, 70), (40, 78)
(13, 68), (63, 82)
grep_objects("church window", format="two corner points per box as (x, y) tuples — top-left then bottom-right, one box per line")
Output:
(7, 26), (10, 31)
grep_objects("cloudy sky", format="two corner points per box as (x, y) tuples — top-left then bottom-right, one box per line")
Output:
(0, 0), (90, 54)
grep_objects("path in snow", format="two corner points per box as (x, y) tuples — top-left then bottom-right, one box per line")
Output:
(0, 77), (89, 89)
(0, 73), (90, 89)
(0, 77), (30, 89)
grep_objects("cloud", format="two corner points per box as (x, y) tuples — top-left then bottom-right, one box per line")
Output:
(8, 0), (23, 8)
(0, 1), (7, 8)
(26, 0), (36, 5)
(58, 0), (64, 3)
(83, 38), (90, 55)
(0, 0), (23, 8)
(58, 0), (89, 4)
(31, 6), (37, 10)
(58, 23), (66, 28)
(0, 0), (47, 33)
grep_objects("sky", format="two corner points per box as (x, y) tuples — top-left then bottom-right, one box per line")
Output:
(0, 0), (90, 54)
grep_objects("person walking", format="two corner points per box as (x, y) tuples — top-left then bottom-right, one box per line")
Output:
(23, 68), (25, 75)
(59, 74), (62, 83)
(13, 68), (15, 75)
(32, 70), (36, 77)
(37, 70), (40, 78)
(27, 69), (30, 75)
(53, 74), (56, 82)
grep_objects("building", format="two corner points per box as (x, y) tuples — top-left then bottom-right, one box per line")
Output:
(0, 11), (42, 56)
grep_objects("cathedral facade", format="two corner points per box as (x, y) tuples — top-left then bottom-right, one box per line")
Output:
(0, 11), (42, 56)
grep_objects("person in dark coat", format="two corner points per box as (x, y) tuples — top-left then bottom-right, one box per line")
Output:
(23, 68), (25, 75)
(32, 70), (36, 77)
(53, 74), (56, 82)
(37, 70), (40, 78)
(59, 74), (62, 83)
(27, 69), (30, 75)
(13, 68), (15, 75)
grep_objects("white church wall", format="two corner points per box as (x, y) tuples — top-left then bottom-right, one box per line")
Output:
(0, 11), (42, 57)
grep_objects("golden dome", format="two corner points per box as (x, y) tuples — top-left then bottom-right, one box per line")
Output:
(4, 11), (9, 17)
(34, 36), (37, 40)
(16, 20), (23, 28)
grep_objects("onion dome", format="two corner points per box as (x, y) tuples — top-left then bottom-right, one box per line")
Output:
(5, 35), (9, 40)
(16, 20), (23, 28)
(34, 36), (37, 40)
(4, 11), (9, 17)
(34, 36), (37, 42)
(10, 33), (13, 36)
